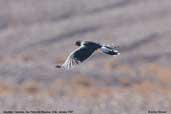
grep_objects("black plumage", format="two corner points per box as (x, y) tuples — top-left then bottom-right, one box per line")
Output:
(56, 41), (120, 69)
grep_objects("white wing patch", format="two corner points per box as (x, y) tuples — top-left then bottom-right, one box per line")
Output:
(61, 55), (81, 70)
(58, 46), (85, 70)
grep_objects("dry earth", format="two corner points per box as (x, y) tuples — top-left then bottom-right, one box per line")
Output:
(0, 0), (171, 114)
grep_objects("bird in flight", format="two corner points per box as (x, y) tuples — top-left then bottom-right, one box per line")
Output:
(56, 41), (120, 69)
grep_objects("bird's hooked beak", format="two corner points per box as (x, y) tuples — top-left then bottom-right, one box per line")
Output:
(75, 40), (82, 46)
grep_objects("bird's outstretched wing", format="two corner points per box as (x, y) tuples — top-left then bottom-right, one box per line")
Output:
(56, 45), (96, 69)
(58, 55), (81, 70)
(56, 50), (81, 70)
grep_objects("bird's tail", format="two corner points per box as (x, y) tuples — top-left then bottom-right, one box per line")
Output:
(100, 45), (120, 56)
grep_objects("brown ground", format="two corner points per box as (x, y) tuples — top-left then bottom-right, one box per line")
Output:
(0, 0), (171, 114)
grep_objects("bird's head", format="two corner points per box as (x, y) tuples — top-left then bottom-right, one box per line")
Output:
(75, 40), (82, 46)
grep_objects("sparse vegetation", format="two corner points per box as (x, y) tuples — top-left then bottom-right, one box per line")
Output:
(0, 0), (171, 113)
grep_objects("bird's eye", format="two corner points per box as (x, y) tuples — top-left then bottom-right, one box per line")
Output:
(75, 41), (81, 46)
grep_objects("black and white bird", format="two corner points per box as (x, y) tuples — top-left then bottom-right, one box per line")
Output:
(56, 41), (120, 69)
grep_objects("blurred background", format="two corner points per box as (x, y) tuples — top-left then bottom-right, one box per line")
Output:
(0, 0), (171, 113)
